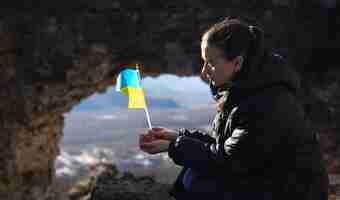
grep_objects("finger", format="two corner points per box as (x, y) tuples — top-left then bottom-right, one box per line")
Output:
(140, 145), (155, 153)
(139, 135), (146, 143)
(137, 128), (149, 135)
(140, 135), (152, 143)
(140, 146), (155, 153)
(139, 140), (151, 147)
(152, 132), (165, 139)
(140, 142), (156, 148)
(140, 133), (154, 141)
(139, 133), (148, 140)
(140, 146), (157, 155)
(145, 131), (162, 140)
(152, 127), (164, 132)
(147, 129), (160, 135)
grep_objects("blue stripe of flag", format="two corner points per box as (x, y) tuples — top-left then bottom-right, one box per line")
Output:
(116, 69), (141, 92)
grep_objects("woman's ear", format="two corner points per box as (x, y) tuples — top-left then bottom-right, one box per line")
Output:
(234, 56), (244, 72)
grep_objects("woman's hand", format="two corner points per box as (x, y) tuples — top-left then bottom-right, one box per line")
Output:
(138, 127), (179, 155)
(148, 127), (179, 141)
(139, 133), (170, 154)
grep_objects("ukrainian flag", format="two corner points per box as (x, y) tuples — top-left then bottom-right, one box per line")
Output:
(115, 68), (146, 109)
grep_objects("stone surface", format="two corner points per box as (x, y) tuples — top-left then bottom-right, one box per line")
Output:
(0, 1), (339, 199)
(86, 164), (173, 200)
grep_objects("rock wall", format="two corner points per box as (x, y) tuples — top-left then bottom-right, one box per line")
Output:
(0, 0), (339, 199)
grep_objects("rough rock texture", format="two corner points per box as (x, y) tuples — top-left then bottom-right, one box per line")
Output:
(0, 0), (339, 199)
(84, 164), (173, 200)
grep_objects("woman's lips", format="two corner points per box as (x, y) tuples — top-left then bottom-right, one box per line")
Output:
(208, 77), (215, 86)
(206, 74), (212, 80)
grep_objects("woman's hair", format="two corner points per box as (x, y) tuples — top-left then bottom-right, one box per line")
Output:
(202, 17), (265, 111)
(202, 16), (264, 74)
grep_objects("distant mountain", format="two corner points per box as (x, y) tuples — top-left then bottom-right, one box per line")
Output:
(72, 89), (180, 112)
(72, 75), (214, 112)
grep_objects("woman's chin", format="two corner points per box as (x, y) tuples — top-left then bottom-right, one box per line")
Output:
(213, 81), (223, 87)
(210, 80), (226, 87)
(214, 81), (231, 88)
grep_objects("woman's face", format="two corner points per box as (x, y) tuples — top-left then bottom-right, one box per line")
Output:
(201, 40), (239, 87)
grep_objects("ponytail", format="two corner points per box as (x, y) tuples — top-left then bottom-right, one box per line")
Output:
(242, 25), (265, 76)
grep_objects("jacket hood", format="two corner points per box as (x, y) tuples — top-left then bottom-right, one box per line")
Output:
(213, 50), (301, 100)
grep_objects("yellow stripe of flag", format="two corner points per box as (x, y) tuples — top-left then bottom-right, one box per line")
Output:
(121, 87), (146, 109)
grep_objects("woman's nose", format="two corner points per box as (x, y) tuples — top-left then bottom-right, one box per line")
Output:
(201, 63), (212, 81)
(201, 63), (209, 81)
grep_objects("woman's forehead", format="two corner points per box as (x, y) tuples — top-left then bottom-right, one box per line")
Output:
(201, 40), (208, 60)
(201, 41), (223, 61)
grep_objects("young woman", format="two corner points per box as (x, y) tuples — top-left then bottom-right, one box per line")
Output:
(139, 17), (329, 200)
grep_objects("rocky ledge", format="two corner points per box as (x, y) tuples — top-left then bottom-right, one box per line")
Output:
(68, 163), (173, 200)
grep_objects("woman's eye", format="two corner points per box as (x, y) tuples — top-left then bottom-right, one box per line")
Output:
(207, 61), (214, 67)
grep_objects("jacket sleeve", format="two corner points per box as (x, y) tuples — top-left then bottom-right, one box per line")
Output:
(168, 97), (290, 176)
(177, 128), (216, 144)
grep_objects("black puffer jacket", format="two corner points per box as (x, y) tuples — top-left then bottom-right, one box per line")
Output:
(167, 52), (329, 200)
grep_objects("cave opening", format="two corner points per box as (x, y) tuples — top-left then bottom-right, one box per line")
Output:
(55, 73), (217, 195)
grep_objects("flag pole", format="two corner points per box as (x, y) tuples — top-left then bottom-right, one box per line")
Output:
(136, 63), (153, 129)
